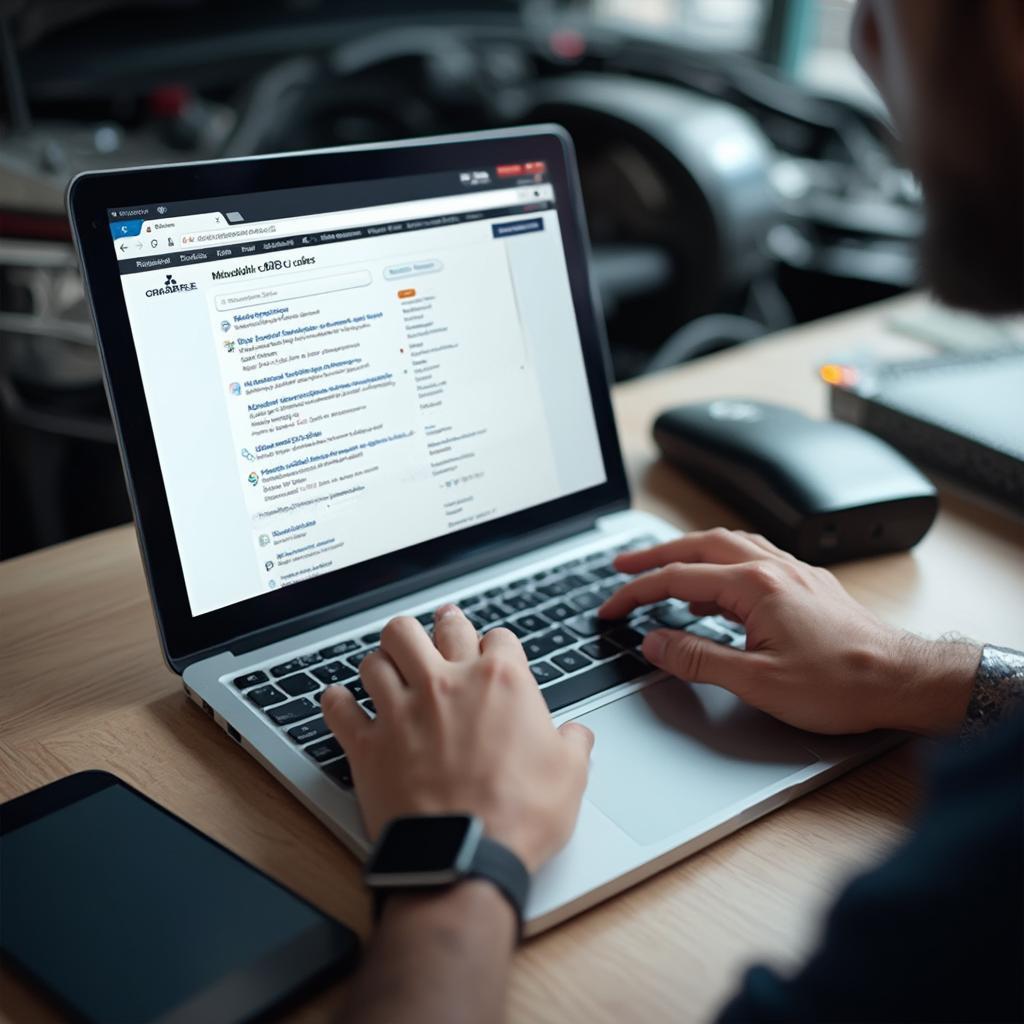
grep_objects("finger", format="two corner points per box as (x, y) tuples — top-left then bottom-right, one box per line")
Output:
(599, 562), (762, 621)
(614, 529), (769, 574)
(479, 626), (528, 663)
(379, 615), (441, 686)
(641, 629), (762, 694)
(558, 720), (595, 765)
(321, 684), (370, 748)
(359, 649), (408, 712)
(432, 604), (479, 661)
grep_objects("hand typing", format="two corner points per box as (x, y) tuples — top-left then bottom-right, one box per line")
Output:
(599, 529), (980, 735)
(321, 605), (593, 873)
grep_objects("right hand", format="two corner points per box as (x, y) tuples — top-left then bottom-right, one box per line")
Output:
(599, 529), (980, 736)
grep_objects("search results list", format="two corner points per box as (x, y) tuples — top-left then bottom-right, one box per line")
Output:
(213, 236), (558, 593)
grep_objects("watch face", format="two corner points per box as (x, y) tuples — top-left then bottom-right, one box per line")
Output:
(368, 815), (477, 875)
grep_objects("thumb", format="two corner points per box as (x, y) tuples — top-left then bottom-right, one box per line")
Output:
(641, 629), (753, 695)
(558, 720), (595, 763)
(320, 684), (368, 749)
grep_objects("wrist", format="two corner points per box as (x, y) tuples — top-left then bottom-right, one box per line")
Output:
(380, 878), (517, 944)
(887, 633), (981, 735)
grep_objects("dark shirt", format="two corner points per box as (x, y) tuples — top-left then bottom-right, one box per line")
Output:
(718, 712), (1024, 1023)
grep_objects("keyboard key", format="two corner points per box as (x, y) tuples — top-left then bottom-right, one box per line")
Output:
(270, 659), (302, 678)
(530, 661), (564, 685)
(552, 649), (593, 674)
(361, 631), (381, 645)
(593, 581), (622, 601)
(247, 684), (285, 708)
(561, 573), (591, 591)
(345, 680), (369, 701)
(483, 586), (504, 599)
(502, 592), (534, 612)
(631, 618), (663, 638)
(322, 758), (353, 787)
(581, 637), (621, 661)
(522, 628), (575, 661)
(318, 639), (360, 659)
(511, 613), (548, 637)
(278, 672), (319, 698)
(587, 564), (618, 580)
(567, 589), (603, 612)
(536, 578), (574, 598)
(306, 737), (344, 763)
(347, 649), (375, 669)
(416, 611), (435, 626)
(473, 603), (505, 624)
(297, 652), (323, 668)
(267, 698), (317, 726)
(565, 612), (602, 639)
(360, 699), (377, 717)
(541, 655), (649, 713)
(503, 619), (534, 639)
(651, 602), (700, 629)
(686, 619), (733, 644)
(287, 717), (332, 744)
(232, 670), (268, 690)
(543, 601), (575, 622)
(313, 661), (356, 685)
(608, 625), (645, 649)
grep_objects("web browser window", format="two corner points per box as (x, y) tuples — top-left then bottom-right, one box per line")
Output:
(109, 164), (606, 616)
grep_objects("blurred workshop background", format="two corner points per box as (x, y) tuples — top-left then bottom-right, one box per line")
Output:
(0, 0), (934, 558)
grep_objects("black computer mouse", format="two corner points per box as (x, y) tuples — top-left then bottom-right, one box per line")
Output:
(653, 399), (938, 564)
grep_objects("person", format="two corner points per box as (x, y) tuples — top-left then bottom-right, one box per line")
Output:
(318, 1), (1024, 1020)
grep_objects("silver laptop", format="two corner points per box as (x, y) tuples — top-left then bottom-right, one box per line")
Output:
(68, 126), (892, 934)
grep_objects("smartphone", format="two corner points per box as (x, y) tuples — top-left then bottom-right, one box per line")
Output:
(0, 771), (359, 1023)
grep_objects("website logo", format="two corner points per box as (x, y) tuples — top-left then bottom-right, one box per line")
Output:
(144, 273), (198, 298)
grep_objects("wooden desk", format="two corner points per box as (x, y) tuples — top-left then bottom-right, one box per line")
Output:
(2, 294), (1022, 1023)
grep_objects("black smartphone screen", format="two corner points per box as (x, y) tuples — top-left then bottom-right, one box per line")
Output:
(0, 772), (358, 1023)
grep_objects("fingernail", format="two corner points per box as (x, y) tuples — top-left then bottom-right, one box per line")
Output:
(435, 603), (460, 621)
(642, 632), (666, 663)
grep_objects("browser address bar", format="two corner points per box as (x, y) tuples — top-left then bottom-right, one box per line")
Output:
(179, 185), (554, 250)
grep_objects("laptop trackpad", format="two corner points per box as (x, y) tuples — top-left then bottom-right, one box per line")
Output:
(576, 679), (818, 846)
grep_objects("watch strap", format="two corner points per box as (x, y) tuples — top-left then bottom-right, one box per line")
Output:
(371, 835), (530, 939)
(466, 836), (530, 937)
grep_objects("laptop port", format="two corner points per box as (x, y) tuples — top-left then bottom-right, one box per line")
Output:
(226, 723), (242, 744)
(201, 700), (214, 718)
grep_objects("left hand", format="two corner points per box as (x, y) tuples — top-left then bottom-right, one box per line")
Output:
(320, 605), (594, 873)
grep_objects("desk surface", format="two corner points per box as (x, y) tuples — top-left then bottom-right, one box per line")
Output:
(2, 294), (1022, 1023)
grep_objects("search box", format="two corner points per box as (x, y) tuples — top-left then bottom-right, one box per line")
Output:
(214, 270), (372, 312)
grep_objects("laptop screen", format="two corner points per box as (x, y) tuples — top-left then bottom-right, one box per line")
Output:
(107, 162), (606, 616)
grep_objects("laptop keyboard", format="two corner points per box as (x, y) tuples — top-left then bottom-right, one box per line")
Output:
(226, 535), (746, 789)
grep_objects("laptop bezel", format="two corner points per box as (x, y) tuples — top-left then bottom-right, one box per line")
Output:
(67, 126), (630, 672)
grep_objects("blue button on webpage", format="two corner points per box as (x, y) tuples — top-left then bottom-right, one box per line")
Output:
(491, 218), (544, 239)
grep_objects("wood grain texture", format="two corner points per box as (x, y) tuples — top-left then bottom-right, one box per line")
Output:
(2, 294), (1021, 1023)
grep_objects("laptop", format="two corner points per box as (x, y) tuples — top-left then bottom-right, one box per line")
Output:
(67, 126), (893, 933)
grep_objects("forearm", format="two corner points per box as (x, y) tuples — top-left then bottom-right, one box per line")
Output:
(341, 881), (517, 1024)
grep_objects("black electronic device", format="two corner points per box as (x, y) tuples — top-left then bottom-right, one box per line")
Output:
(0, 771), (359, 1024)
(828, 351), (1024, 515)
(364, 815), (530, 934)
(653, 399), (938, 564)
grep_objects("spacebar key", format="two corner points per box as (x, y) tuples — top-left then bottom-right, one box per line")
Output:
(541, 655), (649, 713)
